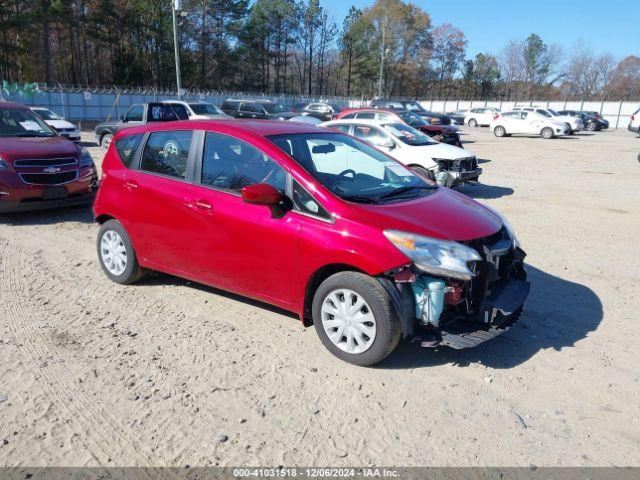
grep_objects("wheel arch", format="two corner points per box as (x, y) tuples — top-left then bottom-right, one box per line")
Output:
(95, 213), (115, 224)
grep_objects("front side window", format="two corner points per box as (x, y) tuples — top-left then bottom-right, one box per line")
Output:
(201, 132), (286, 192)
(264, 103), (287, 114)
(140, 130), (192, 179)
(398, 111), (428, 128)
(241, 102), (262, 113)
(115, 133), (143, 168)
(0, 108), (55, 137)
(341, 113), (356, 119)
(33, 108), (62, 120)
(268, 132), (435, 204)
(125, 105), (144, 122)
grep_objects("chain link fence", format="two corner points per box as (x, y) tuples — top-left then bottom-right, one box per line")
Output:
(2, 84), (639, 129)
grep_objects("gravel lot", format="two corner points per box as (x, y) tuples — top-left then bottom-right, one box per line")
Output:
(0, 127), (639, 467)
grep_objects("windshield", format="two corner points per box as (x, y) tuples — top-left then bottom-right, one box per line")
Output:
(548, 109), (560, 116)
(264, 103), (287, 113)
(403, 102), (424, 112)
(382, 123), (437, 146)
(398, 111), (428, 128)
(189, 103), (223, 115)
(268, 132), (435, 204)
(33, 108), (62, 120)
(0, 108), (56, 137)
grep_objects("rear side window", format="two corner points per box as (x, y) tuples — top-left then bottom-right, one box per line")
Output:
(115, 134), (143, 168)
(221, 100), (239, 111)
(140, 130), (193, 180)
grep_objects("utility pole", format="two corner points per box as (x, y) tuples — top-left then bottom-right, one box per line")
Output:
(377, 15), (388, 98)
(172, 0), (184, 98)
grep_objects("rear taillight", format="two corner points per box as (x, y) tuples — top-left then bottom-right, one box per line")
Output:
(632, 115), (636, 121)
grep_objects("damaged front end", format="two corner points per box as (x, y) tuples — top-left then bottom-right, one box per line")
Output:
(433, 156), (482, 188)
(381, 226), (530, 349)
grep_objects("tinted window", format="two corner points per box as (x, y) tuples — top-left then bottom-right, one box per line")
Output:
(293, 180), (330, 219)
(0, 108), (55, 137)
(148, 103), (188, 121)
(355, 112), (376, 119)
(125, 105), (144, 122)
(241, 102), (262, 113)
(221, 100), (239, 111)
(327, 124), (351, 134)
(341, 113), (356, 119)
(115, 133), (143, 168)
(201, 133), (286, 192)
(140, 131), (192, 179)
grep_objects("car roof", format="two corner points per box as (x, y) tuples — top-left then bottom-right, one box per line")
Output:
(340, 108), (403, 115)
(0, 101), (29, 110)
(121, 119), (326, 137)
(325, 118), (400, 127)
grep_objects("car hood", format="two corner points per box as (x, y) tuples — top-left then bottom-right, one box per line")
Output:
(0, 136), (78, 160)
(271, 112), (296, 119)
(422, 142), (472, 159)
(45, 119), (77, 129)
(352, 186), (502, 242)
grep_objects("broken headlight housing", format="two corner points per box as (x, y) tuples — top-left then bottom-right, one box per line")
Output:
(383, 230), (481, 281)
(485, 205), (520, 248)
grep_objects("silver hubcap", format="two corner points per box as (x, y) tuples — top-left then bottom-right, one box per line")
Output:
(100, 230), (127, 276)
(321, 289), (376, 354)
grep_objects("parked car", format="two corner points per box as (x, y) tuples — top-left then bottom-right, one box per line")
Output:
(297, 102), (342, 121)
(579, 111), (609, 130)
(490, 111), (570, 139)
(94, 102), (189, 149)
(164, 100), (230, 120)
(464, 107), (501, 127)
(30, 107), (81, 142)
(93, 119), (529, 366)
(220, 98), (296, 120)
(512, 106), (583, 133)
(446, 109), (469, 124)
(557, 110), (606, 132)
(629, 108), (640, 134)
(0, 102), (98, 213)
(335, 108), (462, 147)
(370, 99), (455, 128)
(322, 119), (481, 187)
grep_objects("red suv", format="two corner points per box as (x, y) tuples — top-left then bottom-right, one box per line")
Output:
(94, 120), (529, 366)
(0, 102), (98, 213)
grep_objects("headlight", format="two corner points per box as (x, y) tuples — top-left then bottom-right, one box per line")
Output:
(0, 157), (8, 170)
(383, 230), (481, 281)
(79, 149), (94, 168)
(485, 205), (520, 248)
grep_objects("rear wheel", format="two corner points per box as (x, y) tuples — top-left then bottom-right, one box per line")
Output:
(312, 272), (401, 366)
(494, 126), (507, 137)
(97, 220), (145, 284)
(468, 118), (478, 128)
(100, 133), (113, 150)
(587, 122), (598, 132)
(541, 127), (554, 139)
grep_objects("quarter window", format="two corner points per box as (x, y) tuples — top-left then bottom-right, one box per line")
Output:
(140, 130), (192, 180)
(115, 133), (143, 168)
(201, 133), (286, 192)
(292, 180), (330, 219)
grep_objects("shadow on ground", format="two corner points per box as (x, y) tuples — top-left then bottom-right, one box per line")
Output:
(379, 264), (602, 370)
(457, 182), (514, 199)
(0, 204), (94, 225)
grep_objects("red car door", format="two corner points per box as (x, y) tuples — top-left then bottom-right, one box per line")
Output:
(184, 132), (300, 308)
(121, 129), (197, 274)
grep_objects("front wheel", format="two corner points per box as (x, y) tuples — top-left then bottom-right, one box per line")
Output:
(468, 118), (478, 128)
(312, 272), (401, 366)
(97, 219), (145, 284)
(494, 126), (507, 137)
(587, 122), (597, 132)
(100, 133), (113, 150)
(541, 127), (555, 139)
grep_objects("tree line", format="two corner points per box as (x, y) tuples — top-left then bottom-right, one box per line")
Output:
(1, 0), (638, 100)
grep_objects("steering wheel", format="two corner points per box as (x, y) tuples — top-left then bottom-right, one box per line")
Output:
(338, 169), (356, 180)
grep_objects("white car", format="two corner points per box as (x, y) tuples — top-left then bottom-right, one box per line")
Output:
(322, 119), (481, 187)
(490, 111), (570, 139)
(163, 100), (231, 119)
(464, 107), (501, 127)
(29, 107), (81, 142)
(512, 106), (583, 133)
(629, 108), (640, 134)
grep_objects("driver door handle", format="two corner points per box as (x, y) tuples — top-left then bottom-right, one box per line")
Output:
(124, 179), (138, 190)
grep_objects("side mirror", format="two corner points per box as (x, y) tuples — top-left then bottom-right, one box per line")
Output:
(241, 183), (282, 206)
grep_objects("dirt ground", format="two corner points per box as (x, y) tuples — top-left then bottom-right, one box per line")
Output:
(0, 127), (639, 467)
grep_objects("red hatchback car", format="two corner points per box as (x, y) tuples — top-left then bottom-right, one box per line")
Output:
(0, 102), (98, 213)
(94, 120), (529, 366)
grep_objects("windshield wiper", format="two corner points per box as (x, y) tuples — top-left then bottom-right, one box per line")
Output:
(377, 185), (436, 200)
(340, 194), (379, 204)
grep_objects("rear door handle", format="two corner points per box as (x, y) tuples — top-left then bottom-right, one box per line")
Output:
(124, 179), (138, 190)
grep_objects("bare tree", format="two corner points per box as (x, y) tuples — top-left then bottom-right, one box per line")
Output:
(566, 41), (616, 98)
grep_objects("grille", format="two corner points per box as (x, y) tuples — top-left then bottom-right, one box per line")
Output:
(14, 157), (77, 167)
(20, 171), (78, 185)
(435, 156), (477, 172)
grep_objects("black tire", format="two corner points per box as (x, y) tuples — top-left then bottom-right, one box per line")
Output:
(97, 219), (145, 284)
(494, 126), (506, 137)
(586, 122), (597, 132)
(312, 272), (401, 367)
(410, 165), (436, 182)
(100, 133), (113, 150)
(468, 118), (478, 128)
(541, 127), (554, 139)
